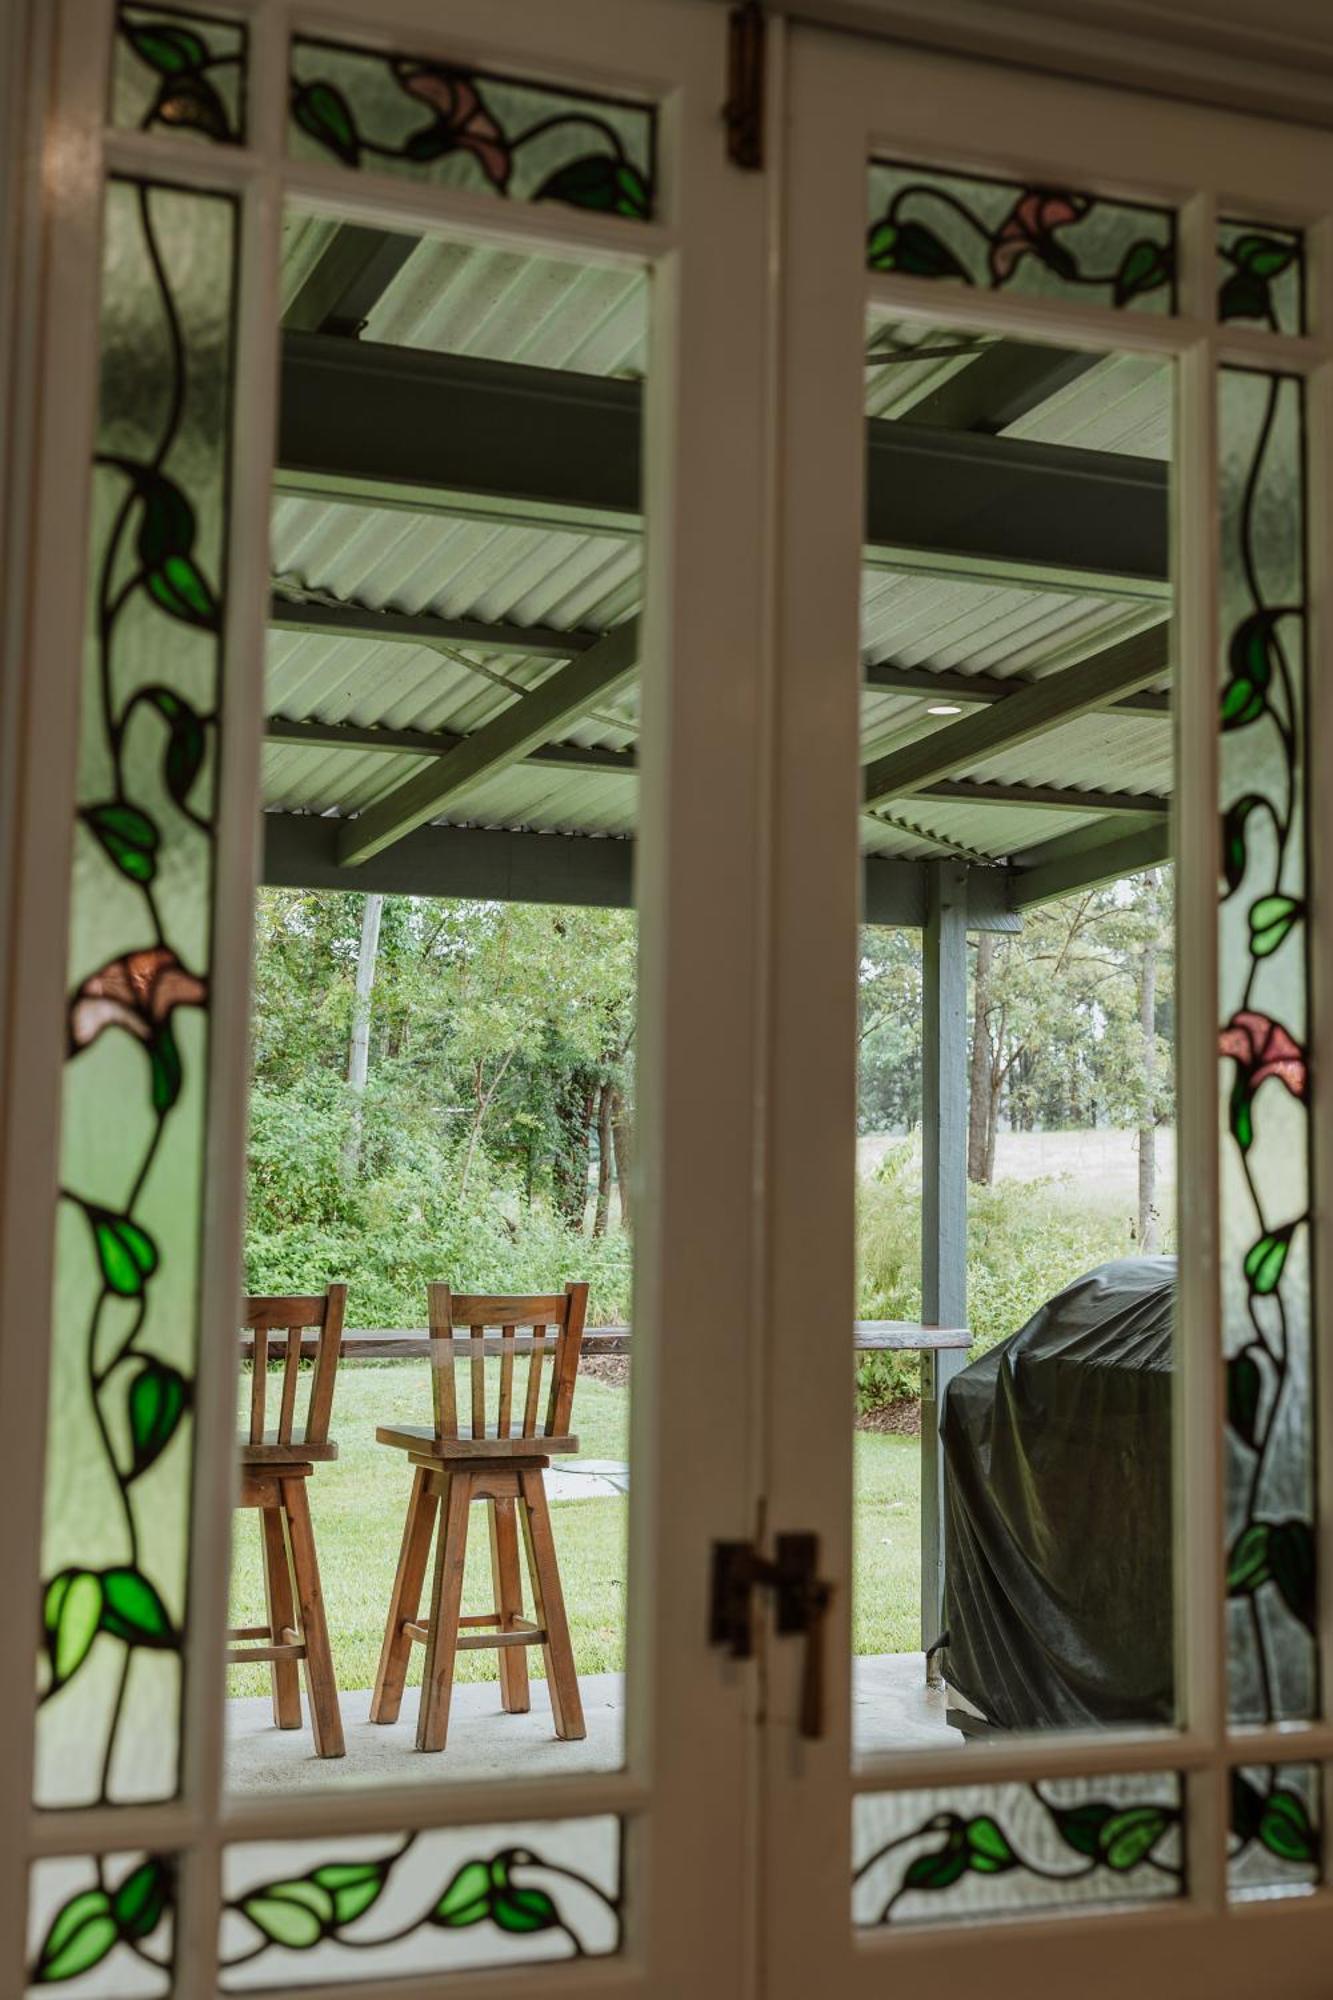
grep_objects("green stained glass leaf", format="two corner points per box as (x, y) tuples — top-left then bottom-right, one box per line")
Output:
(88, 1208), (158, 1297)
(146, 688), (207, 806)
(43, 1570), (104, 1684)
(1231, 1769), (1267, 1843)
(1227, 1347), (1264, 1447)
(291, 80), (360, 166)
(33, 1887), (118, 1984)
(1219, 268), (1272, 324)
(1227, 1521), (1272, 1594)
(534, 153), (650, 219)
(492, 1884), (560, 1933)
(1258, 1787), (1318, 1863)
(965, 1815), (1018, 1873)
(136, 472), (195, 567)
(241, 1881), (335, 1949)
(125, 22), (208, 74)
(111, 1857), (171, 1938)
(903, 1838), (969, 1893)
(1220, 610), (1281, 729)
(147, 1023), (182, 1112)
(1243, 1225), (1294, 1295)
(145, 552), (218, 629)
(867, 218), (969, 281)
(127, 1358), (189, 1477)
(1047, 1800), (1114, 1857)
(434, 1858), (493, 1926)
(157, 72), (232, 141)
(1098, 1806), (1172, 1871)
(310, 1861), (387, 1927)
(1267, 1519), (1316, 1631)
(1232, 234), (1298, 280)
(1113, 238), (1171, 306)
(84, 803), (159, 883)
(1221, 794), (1263, 896)
(1248, 894), (1302, 959)
(1229, 1073), (1254, 1153)
(99, 1566), (175, 1647)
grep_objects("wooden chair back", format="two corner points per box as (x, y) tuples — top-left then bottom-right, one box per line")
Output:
(426, 1283), (589, 1445)
(241, 1285), (347, 1451)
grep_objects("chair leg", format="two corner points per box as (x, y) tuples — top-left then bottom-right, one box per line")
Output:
(282, 1475), (345, 1759)
(260, 1504), (302, 1729)
(488, 1495), (530, 1715)
(517, 1466), (585, 1742)
(417, 1470), (472, 1753)
(371, 1465), (440, 1726)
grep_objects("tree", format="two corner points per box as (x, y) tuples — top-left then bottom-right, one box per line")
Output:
(341, 892), (383, 1181)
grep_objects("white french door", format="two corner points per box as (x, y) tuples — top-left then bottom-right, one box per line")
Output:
(0, 2), (769, 1994)
(760, 23), (1333, 1999)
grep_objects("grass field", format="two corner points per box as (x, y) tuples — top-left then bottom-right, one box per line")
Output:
(229, 1363), (920, 1698)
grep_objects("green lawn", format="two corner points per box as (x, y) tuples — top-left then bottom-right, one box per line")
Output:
(229, 1364), (920, 1698)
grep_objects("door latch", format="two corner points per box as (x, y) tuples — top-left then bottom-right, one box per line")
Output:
(709, 1532), (833, 1738)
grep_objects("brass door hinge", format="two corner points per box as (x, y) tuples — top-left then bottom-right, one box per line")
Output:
(725, 1), (766, 171)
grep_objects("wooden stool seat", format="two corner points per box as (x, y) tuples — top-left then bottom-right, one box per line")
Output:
(229, 1287), (347, 1759)
(371, 1283), (590, 1753)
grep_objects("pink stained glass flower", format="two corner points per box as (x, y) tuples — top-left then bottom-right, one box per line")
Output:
(989, 190), (1085, 283)
(1218, 1010), (1308, 1099)
(69, 946), (207, 1054)
(398, 66), (510, 189)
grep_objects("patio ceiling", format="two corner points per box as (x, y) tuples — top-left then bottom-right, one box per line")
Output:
(262, 218), (1174, 915)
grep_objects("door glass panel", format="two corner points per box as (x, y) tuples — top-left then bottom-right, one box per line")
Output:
(853, 1773), (1184, 1928)
(37, 176), (237, 1809)
(27, 1851), (176, 1994)
(229, 211), (645, 1793)
(288, 32), (655, 220)
(855, 310), (1176, 1754)
(112, 3), (247, 144)
(1218, 366), (1315, 1723)
(867, 162), (1176, 311)
(219, 1818), (621, 1987)
(1228, 1761), (1321, 1899)
(1217, 222), (1305, 335)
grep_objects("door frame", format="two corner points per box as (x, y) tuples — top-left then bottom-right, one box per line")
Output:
(760, 22), (1333, 1996)
(0, 2), (771, 1994)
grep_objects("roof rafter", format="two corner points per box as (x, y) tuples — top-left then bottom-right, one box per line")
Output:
(270, 593), (600, 660)
(336, 618), (640, 867)
(862, 624), (1170, 812)
(1009, 815), (1171, 906)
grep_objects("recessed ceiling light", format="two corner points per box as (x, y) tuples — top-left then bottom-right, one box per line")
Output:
(927, 702), (963, 716)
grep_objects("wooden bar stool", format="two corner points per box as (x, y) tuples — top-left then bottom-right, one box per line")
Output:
(230, 1287), (347, 1759)
(371, 1282), (589, 1753)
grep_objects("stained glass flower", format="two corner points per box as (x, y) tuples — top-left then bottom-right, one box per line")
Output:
(69, 947), (206, 1054)
(1219, 1010), (1307, 1151)
(395, 65), (510, 186)
(990, 190), (1086, 283)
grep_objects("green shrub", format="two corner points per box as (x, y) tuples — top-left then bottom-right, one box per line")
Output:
(855, 1140), (1146, 1409)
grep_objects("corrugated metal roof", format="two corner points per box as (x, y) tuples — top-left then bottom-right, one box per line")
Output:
(264, 232), (1173, 874)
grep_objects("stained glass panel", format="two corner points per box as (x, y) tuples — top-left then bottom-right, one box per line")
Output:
(112, 4), (246, 144)
(220, 1818), (621, 1987)
(1217, 369), (1314, 1726)
(1218, 220), (1305, 336)
(866, 161), (1176, 311)
(36, 177), (236, 1807)
(853, 1776), (1184, 1927)
(27, 1853), (175, 1992)
(288, 36), (655, 220)
(1229, 1763), (1321, 1900)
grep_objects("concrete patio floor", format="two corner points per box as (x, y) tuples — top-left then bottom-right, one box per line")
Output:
(225, 1651), (965, 1793)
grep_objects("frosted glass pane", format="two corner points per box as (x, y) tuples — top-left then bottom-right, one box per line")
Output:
(288, 36), (655, 220)
(867, 161), (1176, 311)
(112, 5), (245, 144)
(1218, 220), (1305, 336)
(1229, 1764), (1321, 1901)
(1217, 369), (1315, 1725)
(220, 1818), (621, 1987)
(27, 1853), (174, 1993)
(36, 178), (237, 1807)
(853, 1775), (1183, 1927)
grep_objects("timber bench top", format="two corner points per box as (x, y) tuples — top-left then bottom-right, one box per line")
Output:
(241, 1322), (971, 1361)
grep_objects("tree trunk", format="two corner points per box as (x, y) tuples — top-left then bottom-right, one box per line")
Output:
(968, 932), (995, 1184)
(592, 1081), (614, 1237)
(1137, 870), (1160, 1252)
(552, 1071), (597, 1231)
(340, 892), (383, 1180)
(610, 1085), (632, 1234)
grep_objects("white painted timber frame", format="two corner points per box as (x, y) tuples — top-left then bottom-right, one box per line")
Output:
(0, 2), (769, 1996)
(761, 23), (1333, 1999)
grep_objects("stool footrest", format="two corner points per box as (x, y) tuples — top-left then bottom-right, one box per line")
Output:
(228, 1641), (308, 1665)
(403, 1620), (545, 1650)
